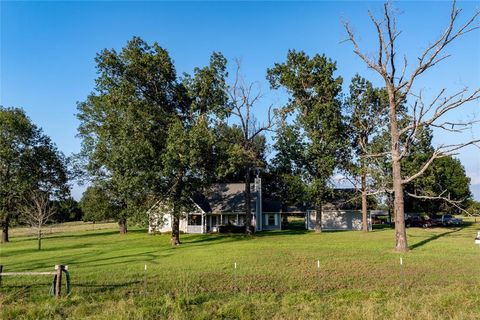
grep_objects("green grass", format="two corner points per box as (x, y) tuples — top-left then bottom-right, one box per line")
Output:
(1, 220), (480, 319)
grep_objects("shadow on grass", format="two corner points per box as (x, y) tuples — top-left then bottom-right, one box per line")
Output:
(372, 224), (393, 230)
(9, 229), (147, 243)
(184, 227), (366, 245)
(74, 280), (141, 288)
(409, 224), (469, 250)
(1, 242), (96, 258)
(2, 230), (146, 257)
(179, 227), (312, 247)
(180, 234), (249, 247)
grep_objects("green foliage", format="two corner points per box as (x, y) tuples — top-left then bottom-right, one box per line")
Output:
(267, 50), (347, 206)
(404, 155), (472, 214)
(80, 185), (120, 222)
(76, 37), (228, 231)
(51, 197), (82, 222)
(77, 38), (176, 220)
(267, 124), (307, 207)
(214, 123), (267, 183)
(466, 200), (480, 216)
(0, 107), (69, 233)
(345, 75), (388, 179)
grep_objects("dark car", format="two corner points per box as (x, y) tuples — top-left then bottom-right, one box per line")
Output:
(405, 215), (432, 228)
(431, 214), (463, 226)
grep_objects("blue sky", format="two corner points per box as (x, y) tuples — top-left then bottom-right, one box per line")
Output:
(1, 1), (479, 200)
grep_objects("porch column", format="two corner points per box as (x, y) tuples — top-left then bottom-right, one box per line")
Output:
(201, 213), (205, 234)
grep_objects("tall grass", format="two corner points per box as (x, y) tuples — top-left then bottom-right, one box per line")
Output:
(1, 220), (479, 319)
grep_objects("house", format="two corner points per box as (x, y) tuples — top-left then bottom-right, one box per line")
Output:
(303, 189), (374, 231)
(148, 178), (282, 234)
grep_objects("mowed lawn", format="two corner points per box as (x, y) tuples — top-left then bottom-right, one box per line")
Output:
(1, 220), (480, 319)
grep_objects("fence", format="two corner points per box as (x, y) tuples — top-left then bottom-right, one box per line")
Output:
(0, 264), (70, 298)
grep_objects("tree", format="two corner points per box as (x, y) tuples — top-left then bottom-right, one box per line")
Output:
(466, 200), (480, 216)
(214, 122), (267, 184)
(161, 54), (228, 245)
(161, 117), (218, 245)
(267, 123), (308, 209)
(1, 107), (69, 242)
(77, 38), (228, 239)
(21, 191), (56, 250)
(344, 1), (480, 251)
(51, 197), (83, 222)
(225, 61), (273, 234)
(404, 149), (472, 215)
(77, 37), (186, 234)
(267, 50), (348, 233)
(80, 184), (120, 223)
(345, 75), (389, 231)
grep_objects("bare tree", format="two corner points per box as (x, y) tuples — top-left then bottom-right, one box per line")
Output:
(344, 1), (480, 251)
(21, 190), (56, 250)
(227, 59), (275, 234)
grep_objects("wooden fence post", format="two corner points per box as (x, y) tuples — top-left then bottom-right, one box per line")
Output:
(0, 265), (3, 286)
(55, 265), (63, 298)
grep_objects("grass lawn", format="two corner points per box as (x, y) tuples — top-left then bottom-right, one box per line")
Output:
(1, 220), (480, 319)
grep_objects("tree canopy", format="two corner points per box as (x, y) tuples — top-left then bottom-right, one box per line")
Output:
(1, 106), (69, 242)
(267, 50), (348, 232)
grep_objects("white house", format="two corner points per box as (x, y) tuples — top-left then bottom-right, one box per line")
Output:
(304, 209), (372, 231)
(148, 178), (283, 234)
(303, 190), (374, 231)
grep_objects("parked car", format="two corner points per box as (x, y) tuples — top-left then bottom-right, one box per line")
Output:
(405, 215), (432, 228)
(431, 214), (463, 226)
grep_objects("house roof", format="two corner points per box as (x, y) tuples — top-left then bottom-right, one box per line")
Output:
(150, 182), (284, 215)
(203, 183), (256, 213)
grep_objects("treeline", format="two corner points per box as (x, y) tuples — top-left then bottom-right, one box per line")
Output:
(73, 33), (474, 247)
(1, 2), (478, 252)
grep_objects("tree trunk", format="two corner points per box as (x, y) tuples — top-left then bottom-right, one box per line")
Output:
(388, 193), (393, 227)
(244, 169), (254, 235)
(38, 229), (42, 251)
(282, 213), (288, 229)
(361, 173), (368, 232)
(170, 214), (180, 246)
(118, 218), (127, 235)
(388, 88), (408, 252)
(314, 201), (322, 233)
(1, 215), (9, 243)
(393, 159), (408, 251)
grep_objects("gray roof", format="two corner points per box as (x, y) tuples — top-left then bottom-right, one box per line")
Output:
(191, 183), (283, 214)
(205, 183), (256, 213)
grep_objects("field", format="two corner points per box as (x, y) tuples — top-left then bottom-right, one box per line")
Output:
(1, 219), (479, 319)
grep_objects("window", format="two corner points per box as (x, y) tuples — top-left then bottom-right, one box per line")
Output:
(268, 214), (275, 226)
(188, 215), (201, 226)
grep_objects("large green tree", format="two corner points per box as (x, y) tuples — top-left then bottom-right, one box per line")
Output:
(77, 37), (228, 240)
(402, 128), (472, 214)
(80, 184), (120, 223)
(77, 37), (178, 234)
(345, 75), (388, 231)
(1, 107), (69, 242)
(267, 50), (348, 232)
(267, 123), (308, 209)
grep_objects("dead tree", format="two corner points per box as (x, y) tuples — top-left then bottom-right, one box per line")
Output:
(21, 190), (56, 250)
(227, 60), (274, 234)
(344, 1), (480, 251)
